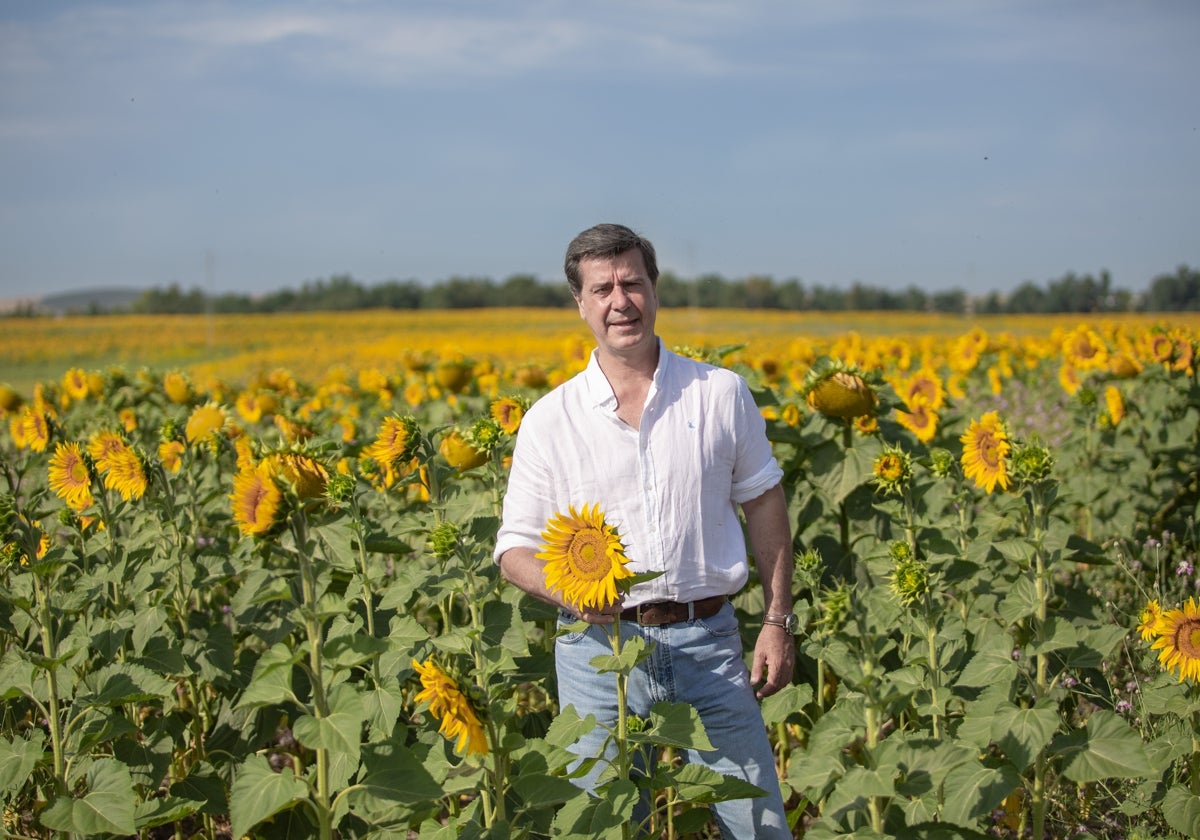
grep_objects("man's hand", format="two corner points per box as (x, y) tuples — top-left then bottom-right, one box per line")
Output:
(750, 623), (795, 698)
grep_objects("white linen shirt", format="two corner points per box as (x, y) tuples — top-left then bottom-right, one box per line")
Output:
(494, 340), (784, 607)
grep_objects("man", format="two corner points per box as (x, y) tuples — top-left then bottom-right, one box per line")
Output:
(495, 223), (795, 837)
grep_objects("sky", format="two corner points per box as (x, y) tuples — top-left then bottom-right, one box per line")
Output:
(1, 0), (1197, 301)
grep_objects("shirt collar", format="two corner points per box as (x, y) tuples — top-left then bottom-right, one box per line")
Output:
(583, 338), (669, 410)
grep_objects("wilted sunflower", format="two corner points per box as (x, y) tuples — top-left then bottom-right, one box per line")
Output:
(364, 415), (421, 470)
(803, 361), (877, 420)
(411, 657), (489, 757)
(490, 396), (527, 435)
(538, 503), (633, 612)
(48, 441), (94, 511)
(1137, 599), (1165, 641)
(185, 403), (228, 448)
(230, 465), (285, 537)
(1149, 598), (1200, 683)
(960, 411), (1011, 494)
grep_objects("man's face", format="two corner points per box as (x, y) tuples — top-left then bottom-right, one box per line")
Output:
(574, 249), (658, 360)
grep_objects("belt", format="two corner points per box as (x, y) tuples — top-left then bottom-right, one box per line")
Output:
(620, 596), (726, 626)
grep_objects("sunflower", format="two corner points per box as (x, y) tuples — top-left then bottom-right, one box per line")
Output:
(440, 429), (489, 472)
(411, 657), (488, 757)
(896, 399), (939, 444)
(871, 444), (912, 496)
(230, 465), (285, 537)
(490, 396), (527, 435)
(1150, 598), (1200, 682)
(960, 411), (1011, 494)
(1062, 326), (1108, 370)
(898, 368), (946, 412)
(364, 415), (421, 469)
(185, 403), (228, 447)
(119, 408), (138, 433)
(1103, 386), (1125, 427)
(804, 365), (877, 420)
(1138, 599), (1165, 641)
(163, 372), (192, 405)
(20, 407), (51, 453)
(62, 368), (90, 401)
(48, 441), (94, 511)
(158, 439), (185, 473)
(1057, 364), (1081, 396)
(261, 452), (329, 500)
(88, 430), (129, 474)
(102, 448), (148, 501)
(888, 542), (930, 609)
(538, 503), (633, 612)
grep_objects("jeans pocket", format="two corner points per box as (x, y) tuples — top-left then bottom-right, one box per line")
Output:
(556, 609), (588, 645)
(695, 603), (740, 638)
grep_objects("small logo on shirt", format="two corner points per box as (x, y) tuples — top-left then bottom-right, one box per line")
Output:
(687, 421), (695, 430)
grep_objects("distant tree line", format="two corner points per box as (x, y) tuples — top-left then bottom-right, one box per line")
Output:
(12, 264), (1200, 317)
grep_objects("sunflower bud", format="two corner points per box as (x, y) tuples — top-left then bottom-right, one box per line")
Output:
(325, 472), (356, 505)
(466, 417), (504, 454)
(1009, 438), (1055, 485)
(888, 543), (930, 610)
(429, 521), (459, 561)
(871, 444), (912, 496)
(928, 447), (955, 479)
(806, 371), (877, 419)
(440, 430), (489, 472)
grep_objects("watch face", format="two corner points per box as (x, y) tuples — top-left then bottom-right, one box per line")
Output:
(784, 613), (800, 634)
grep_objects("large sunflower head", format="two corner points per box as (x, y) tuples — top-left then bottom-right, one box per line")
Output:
(102, 447), (148, 502)
(410, 657), (489, 757)
(87, 430), (129, 474)
(230, 465), (285, 537)
(364, 415), (421, 470)
(185, 403), (229, 448)
(1062, 326), (1109, 370)
(1149, 597), (1200, 682)
(490, 396), (528, 435)
(1102, 385), (1126, 428)
(440, 429), (489, 472)
(802, 359), (878, 420)
(959, 411), (1011, 494)
(537, 502), (633, 612)
(48, 441), (95, 512)
(261, 451), (330, 500)
(62, 368), (90, 401)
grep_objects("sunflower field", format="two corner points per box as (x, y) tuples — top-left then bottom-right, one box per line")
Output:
(1, 309), (1199, 839)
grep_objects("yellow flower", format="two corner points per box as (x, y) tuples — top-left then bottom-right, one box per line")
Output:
(781, 403), (803, 427)
(230, 465), (284, 537)
(440, 429), (488, 472)
(896, 399), (938, 444)
(102, 448), (148, 501)
(364, 415), (420, 469)
(897, 367), (946, 413)
(158, 439), (185, 473)
(88, 430), (128, 474)
(163, 372), (192, 405)
(411, 657), (488, 757)
(960, 411), (1011, 494)
(1057, 363), (1081, 396)
(1138, 599), (1165, 641)
(235, 390), (277, 424)
(871, 444), (911, 496)
(48, 441), (94, 512)
(1062, 326), (1108, 370)
(1103, 386), (1125, 427)
(261, 452), (329, 500)
(185, 403), (228, 447)
(62, 368), (90, 401)
(119, 408), (138, 432)
(490, 396), (527, 435)
(538, 503), (633, 612)
(20, 407), (51, 453)
(434, 359), (474, 394)
(805, 371), (877, 420)
(1149, 598), (1200, 682)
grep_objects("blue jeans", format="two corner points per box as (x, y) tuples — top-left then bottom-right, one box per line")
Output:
(555, 601), (790, 838)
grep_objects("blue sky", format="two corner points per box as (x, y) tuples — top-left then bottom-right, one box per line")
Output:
(1, 0), (1196, 300)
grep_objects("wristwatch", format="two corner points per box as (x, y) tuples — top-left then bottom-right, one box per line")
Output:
(764, 612), (800, 635)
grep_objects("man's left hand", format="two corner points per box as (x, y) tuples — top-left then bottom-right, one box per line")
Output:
(750, 624), (795, 699)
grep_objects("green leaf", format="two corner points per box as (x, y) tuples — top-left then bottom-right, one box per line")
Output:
(628, 702), (714, 751)
(1027, 617), (1076, 656)
(292, 683), (365, 783)
(134, 795), (205, 830)
(361, 680), (407, 736)
(235, 642), (302, 710)
(997, 575), (1040, 625)
(825, 765), (897, 819)
(938, 760), (1021, 825)
(1163, 784), (1200, 839)
(39, 757), (137, 836)
(760, 682), (813, 727)
(544, 706), (600, 749)
(512, 772), (582, 808)
(551, 784), (627, 839)
(664, 762), (766, 804)
(1054, 710), (1155, 782)
(170, 761), (229, 816)
(350, 738), (444, 814)
(80, 661), (175, 707)
(0, 649), (37, 700)
(591, 634), (651, 674)
(323, 633), (390, 672)
(228, 754), (310, 840)
(956, 642), (1018, 689)
(0, 732), (45, 793)
(991, 702), (1060, 772)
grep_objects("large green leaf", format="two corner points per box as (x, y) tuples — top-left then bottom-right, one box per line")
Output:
(0, 732), (44, 793)
(228, 754), (310, 840)
(760, 682), (813, 726)
(79, 661), (175, 706)
(824, 765), (897, 820)
(39, 757), (137, 836)
(348, 738), (443, 816)
(235, 642), (302, 710)
(663, 762), (766, 804)
(991, 701), (1060, 772)
(628, 701), (714, 752)
(591, 634), (651, 674)
(512, 772), (583, 809)
(1163, 784), (1200, 838)
(1053, 710), (1155, 782)
(292, 682), (365, 784)
(938, 760), (1020, 825)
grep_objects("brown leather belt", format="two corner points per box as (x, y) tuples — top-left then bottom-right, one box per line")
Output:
(620, 596), (726, 626)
